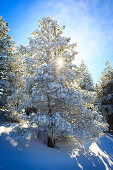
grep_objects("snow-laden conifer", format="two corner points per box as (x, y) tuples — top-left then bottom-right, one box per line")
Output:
(8, 17), (107, 147)
(97, 61), (113, 129)
(0, 16), (15, 120)
(79, 60), (94, 91)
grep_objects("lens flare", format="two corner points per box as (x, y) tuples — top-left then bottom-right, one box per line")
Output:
(57, 57), (63, 67)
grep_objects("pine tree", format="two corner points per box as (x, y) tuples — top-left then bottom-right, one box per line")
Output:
(97, 61), (113, 129)
(79, 60), (94, 91)
(8, 17), (107, 147)
(0, 16), (15, 120)
(5, 44), (30, 122)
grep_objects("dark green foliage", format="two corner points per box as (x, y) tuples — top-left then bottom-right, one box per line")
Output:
(97, 62), (113, 130)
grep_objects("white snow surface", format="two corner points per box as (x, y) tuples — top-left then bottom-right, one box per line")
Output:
(0, 123), (113, 170)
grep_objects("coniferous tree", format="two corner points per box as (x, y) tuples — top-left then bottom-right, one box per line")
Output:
(8, 17), (107, 147)
(97, 61), (113, 129)
(79, 60), (94, 91)
(0, 16), (15, 120)
(8, 45), (28, 107)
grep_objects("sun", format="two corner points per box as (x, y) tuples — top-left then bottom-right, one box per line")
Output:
(57, 57), (63, 67)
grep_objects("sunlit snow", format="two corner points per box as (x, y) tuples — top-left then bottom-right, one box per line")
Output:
(0, 126), (113, 170)
(89, 142), (113, 170)
(0, 126), (12, 136)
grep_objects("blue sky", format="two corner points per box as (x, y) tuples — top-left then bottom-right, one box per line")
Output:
(0, 0), (113, 83)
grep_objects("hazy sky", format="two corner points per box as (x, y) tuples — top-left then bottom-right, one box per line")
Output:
(0, 0), (113, 83)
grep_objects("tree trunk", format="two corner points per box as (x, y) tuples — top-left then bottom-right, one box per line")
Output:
(46, 94), (56, 148)
(47, 136), (55, 148)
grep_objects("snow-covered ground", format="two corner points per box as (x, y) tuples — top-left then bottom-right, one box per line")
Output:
(0, 124), (113, 170)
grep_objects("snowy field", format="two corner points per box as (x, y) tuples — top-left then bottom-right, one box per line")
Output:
(0, 125), (113, 170)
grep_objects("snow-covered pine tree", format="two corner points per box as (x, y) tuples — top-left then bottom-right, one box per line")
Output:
(97, 61), (113, 129)
(7, 43), (40, 122)
(8, 16), (107, 147)
(79, 60), (94, 91)
(8, 46), (27, 103)
(77, 60), (96, 111)
(0, 16), (15, 120)
(6, 45), (29, 122)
